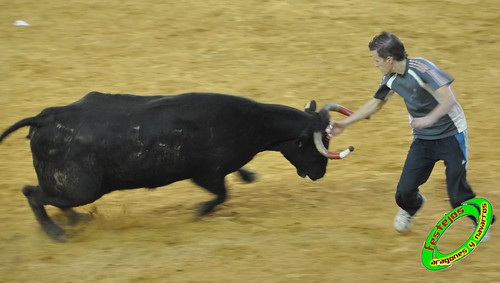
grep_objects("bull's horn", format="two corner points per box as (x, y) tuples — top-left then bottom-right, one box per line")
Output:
(321, 103), (353, 117)
(313, 131), (354, 160)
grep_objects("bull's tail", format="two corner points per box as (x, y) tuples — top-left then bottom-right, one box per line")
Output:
(0, 117), (41, 143)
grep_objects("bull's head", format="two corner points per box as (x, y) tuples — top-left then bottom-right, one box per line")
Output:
(278, 100), (354, 181)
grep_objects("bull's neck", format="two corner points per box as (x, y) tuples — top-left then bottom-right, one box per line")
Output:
(255, 104), (310, 142)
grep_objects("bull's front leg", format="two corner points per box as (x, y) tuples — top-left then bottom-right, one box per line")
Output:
(236, 168), (257, 183)
(193, 177), (227, 216)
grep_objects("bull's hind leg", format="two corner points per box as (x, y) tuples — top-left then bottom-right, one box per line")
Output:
(22, 185), (67, 242)
(23, 183), (99, 242)
(193, 177), (227, 216)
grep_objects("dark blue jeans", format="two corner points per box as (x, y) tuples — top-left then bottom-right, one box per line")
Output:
(395, 132), (476, 216)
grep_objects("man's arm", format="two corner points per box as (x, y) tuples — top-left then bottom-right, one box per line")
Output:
(410, 84), (457, 129)
(329, 98), (386, 136)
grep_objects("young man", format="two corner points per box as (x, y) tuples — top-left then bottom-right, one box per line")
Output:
(330, 31), (494, 241)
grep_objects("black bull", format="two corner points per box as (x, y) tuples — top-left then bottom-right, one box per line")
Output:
(0, 92), (353, 241)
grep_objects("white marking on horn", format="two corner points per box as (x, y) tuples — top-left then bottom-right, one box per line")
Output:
(338, 147), (354, 159)
(314, 131), (354, 160)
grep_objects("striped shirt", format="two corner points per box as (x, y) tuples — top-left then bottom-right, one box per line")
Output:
(374, 57), (467, 140)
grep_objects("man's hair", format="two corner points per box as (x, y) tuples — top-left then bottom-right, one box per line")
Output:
(368, 32), (408, 61)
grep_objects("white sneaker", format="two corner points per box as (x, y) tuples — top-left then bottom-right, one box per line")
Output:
(480, 230), (491, 243)
(394, 209), (413, 233)
(480, 214), (494, 243)
(394, 194), (426, 233)
(475, 213), (493, 243)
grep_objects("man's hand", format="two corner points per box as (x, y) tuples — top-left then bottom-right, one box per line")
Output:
(411, 85), (457, 129)
(326, 121), (347, 138)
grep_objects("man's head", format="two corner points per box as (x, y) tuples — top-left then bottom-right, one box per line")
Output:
(369, 32), (408, 75)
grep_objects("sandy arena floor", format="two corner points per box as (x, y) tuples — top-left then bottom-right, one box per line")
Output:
(1, 1), (499, 282)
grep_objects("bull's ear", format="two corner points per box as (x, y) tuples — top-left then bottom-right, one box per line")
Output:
(304, 100), (317, 112)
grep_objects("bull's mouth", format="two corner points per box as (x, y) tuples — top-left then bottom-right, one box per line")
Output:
(297, 170), (323, 181)
(308, 174), (321, 181)
(297, 169), (324, 181)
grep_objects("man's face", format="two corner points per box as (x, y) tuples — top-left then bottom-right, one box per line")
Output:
(371, 50), (393, 75)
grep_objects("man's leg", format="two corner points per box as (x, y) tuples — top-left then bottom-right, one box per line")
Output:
(439, 132), (495, 242)
(395, 139), (436, 215)
(440, 132), (476, 208)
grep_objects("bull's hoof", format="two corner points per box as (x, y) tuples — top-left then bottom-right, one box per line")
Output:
(238, 169), (257, 183)
(197, 201), (216, 216)
(42, 221), (67, 242)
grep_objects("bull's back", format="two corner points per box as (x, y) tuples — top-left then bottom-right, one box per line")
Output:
(74, 91), (255, 113)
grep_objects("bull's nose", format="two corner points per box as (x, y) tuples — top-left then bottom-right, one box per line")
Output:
(297, 169), (307, 178)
